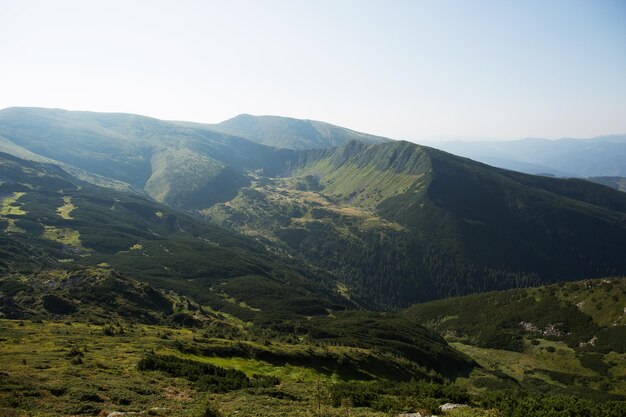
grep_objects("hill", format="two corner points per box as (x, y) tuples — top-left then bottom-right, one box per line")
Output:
(202, 113), (391, 149)
(0, 107), (297, 210)
(402, 277), (626, 400)
(0, 155), (483, 417)
(430, 135), (626, 177)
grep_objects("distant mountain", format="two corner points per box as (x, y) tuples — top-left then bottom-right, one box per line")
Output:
(588, 176), (626, 192)
(201, 113), (391, 149)
(430, 135), (626, 177)
(0, 107), (298, 209)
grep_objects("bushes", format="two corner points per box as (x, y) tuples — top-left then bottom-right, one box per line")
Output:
(328, 380), (470, 413)
(479, 391), (626, 417)
(200, 401), (223, 417)
(137, 354), (278, 393)
(579, 353), (609, 376)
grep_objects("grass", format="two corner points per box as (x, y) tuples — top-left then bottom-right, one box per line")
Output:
(4, 218), (25, 233)
(0, 319), (395, 417)
(42, 225), (83, 247)
(299, 159), (425, 211)
(1, 192), (28, 233)
(452, 339), (626, 397)
(56, 196), (76, 220)
(0, 191), (27, 216)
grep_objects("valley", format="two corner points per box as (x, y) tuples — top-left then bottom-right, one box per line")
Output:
(0, 108), (625, 416)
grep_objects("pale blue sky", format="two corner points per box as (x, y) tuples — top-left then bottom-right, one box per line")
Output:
(0, 0), (624, 140)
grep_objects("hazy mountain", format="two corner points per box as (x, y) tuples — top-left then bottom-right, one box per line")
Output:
(429, 135), (626, 177)
(0, 107), (299, 209)
(201, 113), (391, 149)
(588, 176), (626, 192)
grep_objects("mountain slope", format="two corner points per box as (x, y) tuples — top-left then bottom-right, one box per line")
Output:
(589, 176), (626, 192)
(0, 107), (298, 210)
(207, 140), (626, 306)
(203, 113), (391, 149)
(402, 277), (626, 400)
(3, 107), (626, 308)
(0, 151), (350, 322)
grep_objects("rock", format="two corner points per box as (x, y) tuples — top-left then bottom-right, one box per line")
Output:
(397, 413), (422, 417)
(439, 403), (468, 411)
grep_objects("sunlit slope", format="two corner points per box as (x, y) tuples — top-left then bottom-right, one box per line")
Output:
(210, 140), (626, 306)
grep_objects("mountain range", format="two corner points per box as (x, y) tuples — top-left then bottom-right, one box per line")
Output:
(1, 107), (626, 309)
(2, 107), (626, 416)
(428, 135), (626, 179)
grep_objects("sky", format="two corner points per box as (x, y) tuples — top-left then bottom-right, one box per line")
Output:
(0, 0), (625, 141)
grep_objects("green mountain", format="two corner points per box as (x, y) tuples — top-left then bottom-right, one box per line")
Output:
(3, 108), (626, 308)
(0, 107), (296, 210)
(207, 139), (626, 306)
(402, 277), (626, 399)
(202, 113), (391, 149)
(1, 151), (481, 417)
(3, 108), (626, 416)
(0, 151), (350, 322)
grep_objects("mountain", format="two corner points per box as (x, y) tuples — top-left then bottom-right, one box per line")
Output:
(589, 176), (626, 192)
(3, 108), (626, 416)
(3, 108), (626, 308)
(200, 113), (391, 149)
(429, 135), (626, 177)
(0, 107), (300, 210)
(207, 139), (626, 306)
(0, 151), (351, 322)
(0, 151), (481, 417)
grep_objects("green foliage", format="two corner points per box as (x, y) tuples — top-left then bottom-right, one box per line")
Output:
(328, 380), (469, 414)
(479, 391), (626, 417)
(303, 311), (475, 377)
(137, 354), (278, 392)
(404, 278), (626, 351)
(200, 401), (223, 417)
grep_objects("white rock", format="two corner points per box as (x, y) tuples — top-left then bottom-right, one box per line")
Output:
(439, 403), (468, 411)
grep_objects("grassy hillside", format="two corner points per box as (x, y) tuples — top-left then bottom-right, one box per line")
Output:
(403, 277), (626, 400)
(203, 114), (390, 149)
(207, 140), (626, 306)
(0, 151), (351, 322)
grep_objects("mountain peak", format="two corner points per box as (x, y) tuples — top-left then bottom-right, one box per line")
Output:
(210, 114), (391, 149)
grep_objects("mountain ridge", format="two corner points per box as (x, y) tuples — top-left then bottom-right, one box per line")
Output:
(3, 107), (626, 308)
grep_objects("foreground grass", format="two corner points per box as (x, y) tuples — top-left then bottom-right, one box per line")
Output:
(0, 320), (392, 417)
